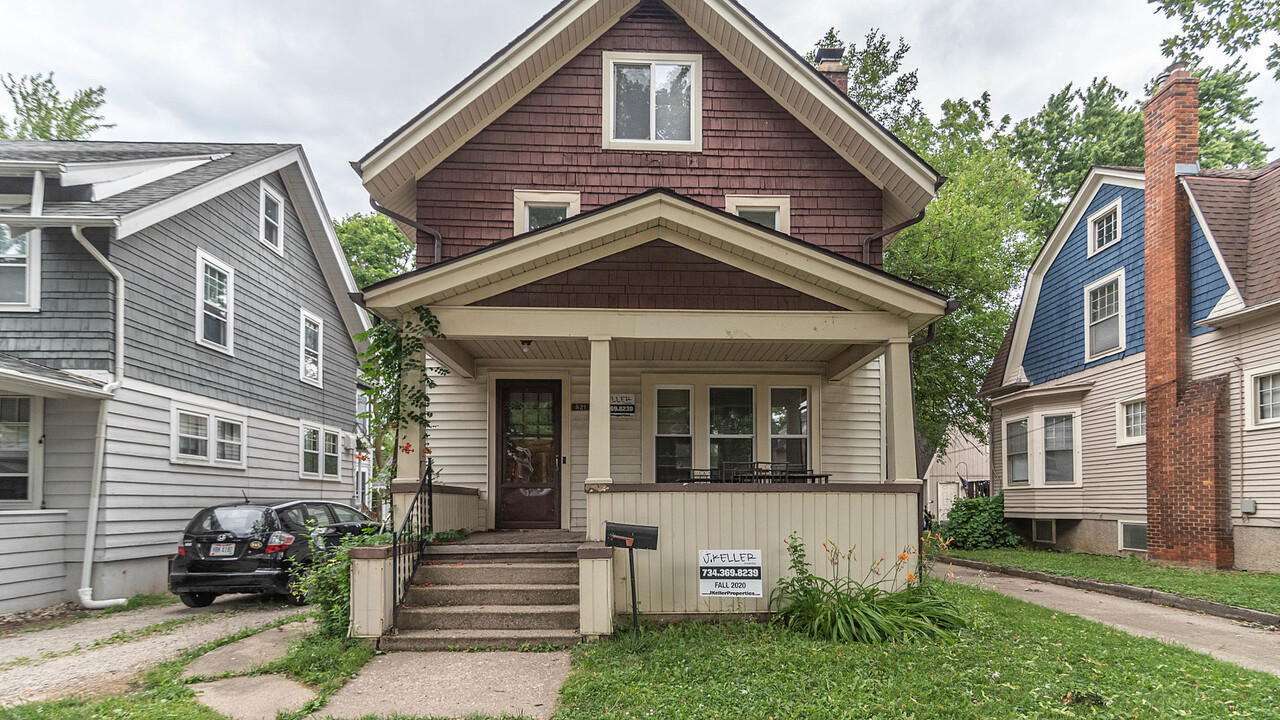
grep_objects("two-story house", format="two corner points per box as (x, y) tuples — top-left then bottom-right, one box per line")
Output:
(982, 64), (1280, 572)
(0, 141), (368, 613)
(344, 0), (952, 645)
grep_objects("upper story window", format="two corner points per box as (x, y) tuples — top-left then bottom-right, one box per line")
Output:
(1117, 397), (1146, 445)
(1246, 364), (1280, 430)
(1087, 197), (1122, 256)
(0, 396), (41, 507)
(602, 52), (703, 152)
(196, 250), (234, 354)
(725, 195), (792, 233)
(513, 190), (581, 234)
(300, 309), (323, 387)
(0, 224), (36, 310)
(260, 182), (284, 254)
(1084, 269), (1125, 361)
(171, 405), (247, 469)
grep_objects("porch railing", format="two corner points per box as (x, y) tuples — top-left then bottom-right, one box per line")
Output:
(660, 462), (832, 484)
(390, 457), (433, 628)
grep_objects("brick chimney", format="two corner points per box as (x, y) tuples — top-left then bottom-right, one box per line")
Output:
(814, 48), (850, 95)
(1142, 61), (1234, 568)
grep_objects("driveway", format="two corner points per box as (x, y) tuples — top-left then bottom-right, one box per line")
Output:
(0, 595), (298, 707)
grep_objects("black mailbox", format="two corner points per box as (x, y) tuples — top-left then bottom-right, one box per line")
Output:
(604, 522), (658, 551)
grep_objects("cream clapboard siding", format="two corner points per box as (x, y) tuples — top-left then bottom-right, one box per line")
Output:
(586, 488), (919, 614)
(95, 380), (355, 564)
(1192, 315), (1280, 528)
(1000, 351), (1147, 520)
(0, 511), (69, 613)
(425, 358), (886, 532)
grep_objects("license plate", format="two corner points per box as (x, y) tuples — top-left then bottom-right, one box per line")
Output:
(210, 543), (236, 557)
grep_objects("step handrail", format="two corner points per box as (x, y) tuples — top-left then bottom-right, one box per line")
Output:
(391, 457), (433, 629)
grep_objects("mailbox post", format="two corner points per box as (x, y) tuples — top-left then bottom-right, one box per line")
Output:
(604, 521), (658, 638)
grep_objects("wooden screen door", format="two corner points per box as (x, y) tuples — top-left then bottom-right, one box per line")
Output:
(496, 380), (562, 529)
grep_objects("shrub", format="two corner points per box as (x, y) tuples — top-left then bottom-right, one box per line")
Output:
(769, 534), (966, 644)
(940, 493), (1020, 550)
(293, 531), (390, 638)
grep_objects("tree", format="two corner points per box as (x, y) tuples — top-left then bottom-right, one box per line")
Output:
(1151, 0), (1280, 80)
(1008, 60), (1270, 236)
(809, 28), (923, 132)
(0, 73), (111, 140)
(333, 212), (415, 289)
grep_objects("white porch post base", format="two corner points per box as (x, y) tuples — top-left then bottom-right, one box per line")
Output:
(884, 338), (918, 482)
(587, 336), (613, 484)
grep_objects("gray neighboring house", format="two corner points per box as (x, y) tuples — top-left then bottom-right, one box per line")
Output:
(0, 141), (369, 613)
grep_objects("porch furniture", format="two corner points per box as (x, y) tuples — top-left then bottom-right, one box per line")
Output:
(667, 464), (831, 484)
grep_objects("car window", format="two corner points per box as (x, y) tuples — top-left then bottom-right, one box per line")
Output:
(277, 506), (308, 531)
(329, 504), (369, 524)
(188, 506), (269, 535)
(304, 503), (334, 527)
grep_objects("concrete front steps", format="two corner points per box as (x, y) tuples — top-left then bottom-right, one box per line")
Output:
(386, 540), (582, 651)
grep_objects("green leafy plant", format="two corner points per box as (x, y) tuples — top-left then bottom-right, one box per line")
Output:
(939, 494), (1020, 550)
(769, 534), (965, 644)
(292, 530), (390, 638)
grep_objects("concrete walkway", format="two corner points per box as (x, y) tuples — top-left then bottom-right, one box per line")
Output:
(946, 565), (1280, 677)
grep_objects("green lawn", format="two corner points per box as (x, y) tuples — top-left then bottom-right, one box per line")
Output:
(945, 547), (1280, 615)
(558, 582), (1280, 719)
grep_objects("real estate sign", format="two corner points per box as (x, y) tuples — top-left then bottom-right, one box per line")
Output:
(698, 549), (762, 597)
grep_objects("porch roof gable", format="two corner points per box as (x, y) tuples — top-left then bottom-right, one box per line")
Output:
(360, 188), (949, 333)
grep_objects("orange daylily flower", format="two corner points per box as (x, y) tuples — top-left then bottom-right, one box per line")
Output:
(907, 572), (917, 582)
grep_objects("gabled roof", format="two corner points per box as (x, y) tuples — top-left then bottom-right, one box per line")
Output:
(0, 140), (371, 341)
(0, 352), (110, 398)
(361, 187), (949, 333)
(1184, 159), (1280, 309)
(354, 0), (942, 234)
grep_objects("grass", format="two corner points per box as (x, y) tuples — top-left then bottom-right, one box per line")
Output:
(945, 547), (1280, 614)
(558, 582), (1280, 719)
(5, 593), (180, 636)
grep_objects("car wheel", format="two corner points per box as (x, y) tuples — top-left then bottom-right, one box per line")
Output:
(284, 569), (308, 606)
(179, 592), (216, 608)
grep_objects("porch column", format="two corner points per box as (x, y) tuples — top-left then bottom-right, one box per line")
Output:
(394, 362), (425, 483)
(587, 336), (612, 485)
(883, 338), (917, 482)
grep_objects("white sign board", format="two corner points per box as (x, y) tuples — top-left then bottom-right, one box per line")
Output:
(610, 394), (636, 419)
(698, 549), (763, 597)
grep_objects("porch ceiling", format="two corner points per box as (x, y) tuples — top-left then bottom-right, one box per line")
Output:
(455, 338), (847, 364)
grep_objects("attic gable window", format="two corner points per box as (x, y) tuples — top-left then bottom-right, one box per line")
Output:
(260, 182), (284, 255)
(513, 190), (581, 234)
(725, 195), (792, 233)
(1087, 197), (1122, 256)
(602, 52), (702, 152)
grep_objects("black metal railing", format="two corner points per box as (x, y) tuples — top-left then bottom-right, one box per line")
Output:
(659, 462), (832, 484)
(391, 457), (434, 628)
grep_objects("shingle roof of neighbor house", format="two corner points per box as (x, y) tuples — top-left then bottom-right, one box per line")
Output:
(0, 140), (296, 218)
(0, 351), (105, 391)
(981, 159), (1280, 397)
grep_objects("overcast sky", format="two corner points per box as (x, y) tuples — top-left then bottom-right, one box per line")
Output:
(4, 1), (1278, 220)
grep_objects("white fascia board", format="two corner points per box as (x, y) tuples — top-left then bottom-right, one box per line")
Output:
(0, 161), (64, 176)
(1002, 168), (1145, 387)
(0, 367), (112, 399)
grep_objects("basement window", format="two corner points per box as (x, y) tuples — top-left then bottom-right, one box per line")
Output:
(1084, 269), (1125, 361)
(1120, 522), (1148, 551)
(1032, 519), (1056, 544)
(603, 52), (702, 152)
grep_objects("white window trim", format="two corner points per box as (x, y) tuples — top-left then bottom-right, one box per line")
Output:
(1002, 413), (1031, 488)
(1118, 520), (1149, 552)
(601, 51), (703, 153)
(299, 423), (342, 480)
(169, 404), (248, 469)
(1083, 268), (1126, 362)
(639, 373), (822, 482)
(1244, 362), (1280, 431)
(1003, 406), (1084, 489)
(0, 396), (44, 510)
(724, 195), (792, 234)
(0, 226), (40, 313)
(299, 308), (324, 388)
(259, 181), (285, 255)
(513, 190), (581, 234)
(1086, 196), (1122, 257)
(195, 248), (235, 356)
(1032, 518), (1057, 544)
(1115, 395), (1147, 446)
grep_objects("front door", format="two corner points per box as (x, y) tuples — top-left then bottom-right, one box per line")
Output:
(496, 380), (562, 529)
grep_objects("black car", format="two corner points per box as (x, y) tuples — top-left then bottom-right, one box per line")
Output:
(168, 500), (377, 608)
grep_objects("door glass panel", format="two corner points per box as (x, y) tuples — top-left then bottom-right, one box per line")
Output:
(502, 390), (557, 485)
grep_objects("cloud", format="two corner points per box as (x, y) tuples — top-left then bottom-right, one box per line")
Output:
(2, 0), (1277, 220)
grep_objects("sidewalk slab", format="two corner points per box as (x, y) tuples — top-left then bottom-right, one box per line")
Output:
(182, 619), (314, 678)
(189, 675), (316, 720)
(946, 565), (1280, 677)
(318, 650), (571, 719)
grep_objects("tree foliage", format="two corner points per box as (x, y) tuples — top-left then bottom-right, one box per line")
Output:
(1151, 0), (1280, 80)
(333, 212), (415, 289)
(810, 29), (923, 131)
(0, 72), (111, 140)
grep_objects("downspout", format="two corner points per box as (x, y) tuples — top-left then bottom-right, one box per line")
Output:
(862, 209), (927, 266)
(71, 224), (127, 609)
(370, 199), (442, 266)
